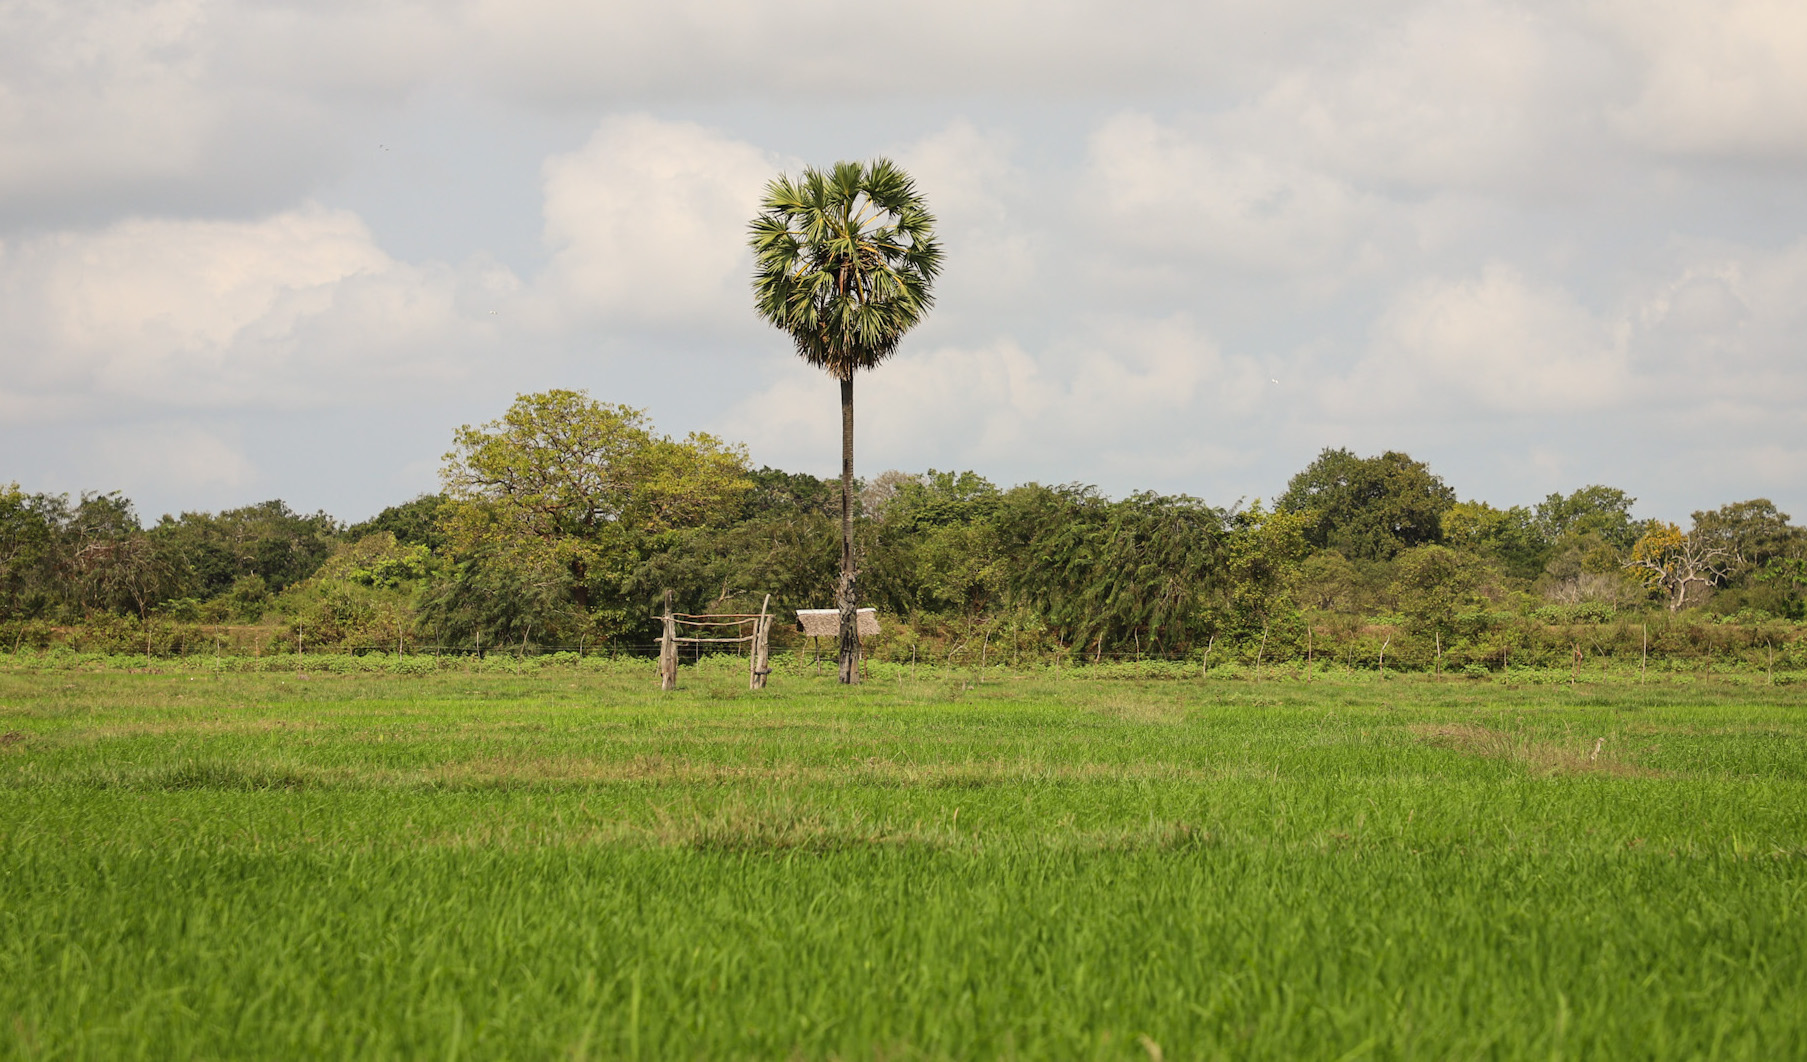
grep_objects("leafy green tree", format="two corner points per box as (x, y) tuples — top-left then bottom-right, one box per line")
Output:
(418, 551), (590, 652)
(347, 495), (449, 551)
(0, 484), (67, 619)
(1682, 499), (1802, 616)
(741, 467), (838, 520)
(1292, 550), (1367, 613)
(1277, 448), (1456, 561)
(1691, 500), (1798, 582)
(750, 159), (943, 683)
(868, 471), (1004, 619)
(149, 500), (339, 598)
(1536, 531), (1638, 604)
(437, 390), (749, 647)
(1534, 486), (1639, 551)
(57, 493), (189, 621)
(858, 469), (920, 522)
(1442, 500), (1544, 579)
(1216, 503), (1311, 641)
(630, 510), (841, 625)
(224, 575), (272, 622)
(1391, 545), (1492, 641)
(997, 485), (1226, 658)
(1626, 522), (1736, 612)
(883, 471), (999, 531)
(1754, 555), (1807, 619)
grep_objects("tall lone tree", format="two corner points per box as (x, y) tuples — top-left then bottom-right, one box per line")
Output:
(750, 159), (942, 683)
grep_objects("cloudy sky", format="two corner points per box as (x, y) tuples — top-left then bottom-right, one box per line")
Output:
(4, 0), (1805, 525)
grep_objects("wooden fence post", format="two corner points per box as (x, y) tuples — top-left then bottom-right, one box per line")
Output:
(659, 589), (677, 691)
(749, 594), (772, 691)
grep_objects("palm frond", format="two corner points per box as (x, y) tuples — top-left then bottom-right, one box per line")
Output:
(748, 157), (942, 378)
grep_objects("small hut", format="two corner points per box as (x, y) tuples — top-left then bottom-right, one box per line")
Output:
(795, 608), (879, 677)
(795, 608), (881, 637)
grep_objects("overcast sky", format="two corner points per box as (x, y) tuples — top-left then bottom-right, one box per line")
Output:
(3, 0), (1805, 525)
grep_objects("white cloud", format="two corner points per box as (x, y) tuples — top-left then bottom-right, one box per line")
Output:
(1084, 112), (1375, 275)
(0, 0), (392, 222)
(0, 203), (516, 416)
(1335, 263), (1629, 415)
(1628, 240), (1807, 407)
(1327, 237), (1807, 434)
(0, 0), (1276, 217)
(0, 0), (218, 200)
(88, 421), (257, 494)
(538, 115), (784, 326)
(451, 0), (1267, 104)
(6, 1), (1803, 220)
(1219, 1), (1615, 193)
(1599, 0), (1807, 159)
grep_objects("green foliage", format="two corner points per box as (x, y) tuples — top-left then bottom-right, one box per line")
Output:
(1443, 499), (1544, 579)
(150, 499), (340, 596)
(1390, 544), (1492, 639)
(321, 533), (439, 590)
(1277, 448), (1456, 560)
(1215, 503), (1311, 638)
(997, 485), (1226, 654)
(1290, 549), (1366, 613)
(0, 483), (66, 618)
(1694, 499), (1801, 583)
(1748, 556), (1807, 620)
(225, 574), (271, 621)
(627, 512), (841, 624)
(1531, 599), (1619, 624)
(867, 471), (1005, 618)
(742, 466), (838, 519)
(63, 493), (192, 620)
(345, 494), (449, 551)
(1534, 484), (1641, 550)
(435, 390), (751, 647)
(885, 469), (1001, 531)
(272, 536), (438, 646)
(9, 404), (1807, 672)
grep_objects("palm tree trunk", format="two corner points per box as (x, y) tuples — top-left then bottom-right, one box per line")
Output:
(838, 372), (860, 684)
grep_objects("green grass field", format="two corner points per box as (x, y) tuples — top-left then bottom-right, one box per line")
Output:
(2, 661), (1804, 1060)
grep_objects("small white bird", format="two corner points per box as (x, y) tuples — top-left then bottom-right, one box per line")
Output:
(1270, 378), (1279, 384)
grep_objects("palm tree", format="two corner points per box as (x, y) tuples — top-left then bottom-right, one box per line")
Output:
(749, 159), (942, 683)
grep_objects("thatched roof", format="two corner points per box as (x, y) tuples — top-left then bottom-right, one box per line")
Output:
(795, 608), (880, 637)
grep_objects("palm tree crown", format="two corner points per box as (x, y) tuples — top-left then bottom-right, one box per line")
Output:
(749, 159), (942, 378)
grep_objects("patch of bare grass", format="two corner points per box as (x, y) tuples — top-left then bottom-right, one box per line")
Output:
(418, 754), (1238, 789)
(1412, 723), (1660, 777)
(413, 802), (1223, 853)
(76, 717), (325, 739)
(1088, 695), (1191, 724)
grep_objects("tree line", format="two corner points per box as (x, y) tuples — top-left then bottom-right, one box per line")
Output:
(4, 389), (1805, 669)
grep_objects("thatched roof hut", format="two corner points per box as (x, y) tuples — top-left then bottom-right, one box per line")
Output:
(795, 608), (880, 637)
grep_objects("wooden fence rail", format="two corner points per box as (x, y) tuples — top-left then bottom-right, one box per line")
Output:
(660, 592), (772, 691)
